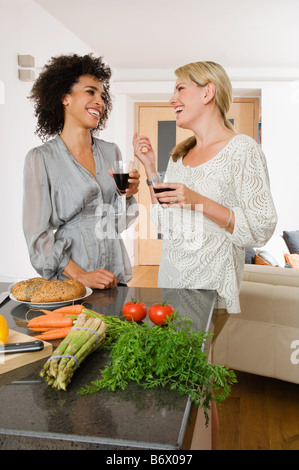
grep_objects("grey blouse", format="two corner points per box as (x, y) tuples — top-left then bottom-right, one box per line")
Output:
(23, 135), (138, 283)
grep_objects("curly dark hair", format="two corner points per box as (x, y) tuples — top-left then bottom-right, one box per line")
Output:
(29, 53), (112, 141)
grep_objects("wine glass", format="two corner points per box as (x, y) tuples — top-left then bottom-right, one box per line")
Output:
(151, 171), (175, 205)
(112, 160), (134, 214)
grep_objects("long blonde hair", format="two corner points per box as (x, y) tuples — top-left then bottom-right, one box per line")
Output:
(171, 61), (235, 161)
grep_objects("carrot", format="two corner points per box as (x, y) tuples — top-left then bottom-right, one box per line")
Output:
(35, 309), (57, 315)
(25, 309), (63, 321)
(27, 313), (66, 323)
(27, 315), (73, 329)
(33, 327), (72, 340)
(52, 304), (85, 314)
(37, 309), (66, 316)
(28, 313), (64, 320)
(28, 326), (58, 332)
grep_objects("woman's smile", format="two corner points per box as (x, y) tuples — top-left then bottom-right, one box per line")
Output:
(86, 107), (101, 121)
(174, 105), (184, 116)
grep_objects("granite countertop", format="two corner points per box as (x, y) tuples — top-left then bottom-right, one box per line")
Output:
(0, 282), (216, 450)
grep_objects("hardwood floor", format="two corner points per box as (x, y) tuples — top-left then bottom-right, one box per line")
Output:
(217, 371), (299, 450)
(128, 265), (299, 450)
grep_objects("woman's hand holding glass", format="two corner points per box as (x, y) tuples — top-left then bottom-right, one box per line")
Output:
(153, 179), (202, 210)
(109, 164), (140, 199)
(126, 168), (140, 198)
(133, 133), (202, 209)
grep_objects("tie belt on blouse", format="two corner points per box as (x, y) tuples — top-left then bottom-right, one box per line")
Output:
(61, 208), (98, 229)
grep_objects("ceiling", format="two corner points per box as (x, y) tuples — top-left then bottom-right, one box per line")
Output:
(34, 0), (299, 73)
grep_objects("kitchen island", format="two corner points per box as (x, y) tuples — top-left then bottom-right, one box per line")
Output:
(0, 283), (217, 450)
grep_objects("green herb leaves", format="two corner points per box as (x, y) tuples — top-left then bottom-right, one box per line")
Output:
(80, 313), (236, 425)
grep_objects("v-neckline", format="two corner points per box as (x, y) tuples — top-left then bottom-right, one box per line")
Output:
(57, 134), (98, 181)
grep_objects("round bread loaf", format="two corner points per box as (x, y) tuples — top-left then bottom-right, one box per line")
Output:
(30, 279), (86, 303)
(11, 277), (47, 301)
(11, 278), (86, 303)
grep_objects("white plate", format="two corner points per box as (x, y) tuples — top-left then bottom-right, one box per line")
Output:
(9, 287), (93, 309)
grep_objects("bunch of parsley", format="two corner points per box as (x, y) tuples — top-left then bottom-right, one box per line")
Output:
(80, 313), (236, 425)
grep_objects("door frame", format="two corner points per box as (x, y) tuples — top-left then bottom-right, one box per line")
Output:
(228, 97), (260, 142)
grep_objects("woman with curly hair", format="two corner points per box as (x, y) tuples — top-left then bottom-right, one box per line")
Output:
(23, 53), (139, 289)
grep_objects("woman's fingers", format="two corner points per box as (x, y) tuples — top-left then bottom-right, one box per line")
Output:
(153, 183), (195, 207)
(96, 269), (118, 287)
(153, 183), (180, 204)
(128, 169), (140, 185)
(109, 167), (140, 197)
(81, 269), (118, 290)
(133, 134), (156, 167)
(155, 193), (179, 206)
(126, 169), (140, 196)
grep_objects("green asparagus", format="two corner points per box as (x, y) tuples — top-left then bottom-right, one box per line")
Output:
(40, 312), (107, 390)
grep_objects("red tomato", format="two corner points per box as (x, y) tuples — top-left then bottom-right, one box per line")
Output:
(148, 302), (175, 325)
(122, 299), (147, 322)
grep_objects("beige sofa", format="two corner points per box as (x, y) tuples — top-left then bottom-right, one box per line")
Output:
(212, 264), (299, 384)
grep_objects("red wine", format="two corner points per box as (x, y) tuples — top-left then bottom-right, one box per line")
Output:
(153, 187), (175, 204)
(153, 187), (175, 194)
(113, 173), (129, 194)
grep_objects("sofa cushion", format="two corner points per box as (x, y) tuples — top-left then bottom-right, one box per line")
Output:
(283, 230), (299, 254)
(284, 253), (299, 269)
(242, 264), (299, 287)
(245, 247), (255, 264)
(257, 234), (288, 267)
(255, 250), (279, 266)
(240, 280), (299, 326)
(255, 254), (270, 265)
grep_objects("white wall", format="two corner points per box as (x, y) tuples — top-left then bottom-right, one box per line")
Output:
(1, 0), (299, 281)
(0, 0), (112, 280)
(261, 83), (299, 234)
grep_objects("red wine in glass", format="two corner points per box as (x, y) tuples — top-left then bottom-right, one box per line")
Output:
(112, 161), (134, 215)
(153, 187), (175, 204)
(151, 171), (175, 204)
(153, 187), (175, 194)
(113, 173), (130, 194)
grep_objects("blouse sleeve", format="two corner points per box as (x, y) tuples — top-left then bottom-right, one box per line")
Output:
(22, 148), (72, 279)
(226, 139), (277, 248)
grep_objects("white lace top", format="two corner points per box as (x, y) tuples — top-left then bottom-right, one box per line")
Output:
(150, 134), (277, 313)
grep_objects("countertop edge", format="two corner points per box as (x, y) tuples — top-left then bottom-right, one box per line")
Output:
(0, 427), (179, 450)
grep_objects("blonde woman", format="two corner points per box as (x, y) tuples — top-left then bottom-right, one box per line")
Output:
(133, 61), (277, 314)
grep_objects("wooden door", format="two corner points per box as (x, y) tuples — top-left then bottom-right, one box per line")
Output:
(135, 98), (260, 266)
(227, 98), (260, 142)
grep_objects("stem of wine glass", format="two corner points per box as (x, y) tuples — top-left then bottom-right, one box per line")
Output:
(120, 194), (126, 214)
